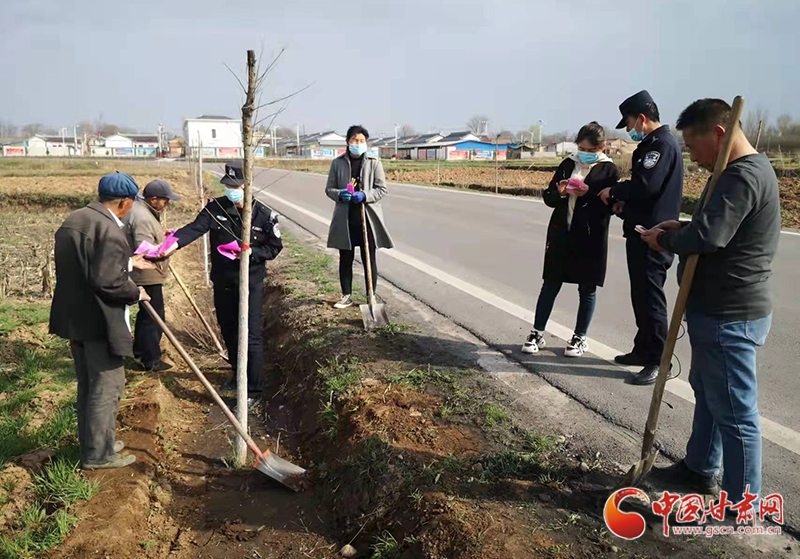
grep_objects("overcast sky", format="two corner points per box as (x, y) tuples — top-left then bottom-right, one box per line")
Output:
(2, 0), (798, 138)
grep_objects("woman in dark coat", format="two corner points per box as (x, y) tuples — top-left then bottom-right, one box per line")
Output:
(522, 122), (620, 357)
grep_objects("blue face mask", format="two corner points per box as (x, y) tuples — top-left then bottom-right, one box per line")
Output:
(577, 151), (600, 165)
(348, 143), (367, 156)
(628, 119), (645, 142)
(225, 187), (244, 203)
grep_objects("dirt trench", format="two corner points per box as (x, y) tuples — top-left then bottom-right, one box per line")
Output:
(47, 249), (797, 559)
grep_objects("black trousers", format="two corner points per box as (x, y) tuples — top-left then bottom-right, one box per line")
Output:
(339, 245), (377, 296)
(625, 237), (674, 365)
(213, 278), (264, 395)
(134, 284), (164, 368)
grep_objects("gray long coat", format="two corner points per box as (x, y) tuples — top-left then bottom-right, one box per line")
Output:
(50, 201), (140, 357)
(325, 153), (395, 250)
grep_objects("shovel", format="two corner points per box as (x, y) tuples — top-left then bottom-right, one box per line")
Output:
(622, 95), (745, 487)
(358, 198), (388, 329)
(168, 263), (228, 362)
(141, 300), (306, 490)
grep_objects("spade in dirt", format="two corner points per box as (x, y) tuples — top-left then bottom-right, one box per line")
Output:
(357, 190), (388, 329)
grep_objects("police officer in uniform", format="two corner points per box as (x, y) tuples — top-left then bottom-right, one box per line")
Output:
(599, 90), (683, 385)
(164, 161), (282, 404)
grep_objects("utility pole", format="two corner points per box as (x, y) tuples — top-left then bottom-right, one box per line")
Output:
(60, 127), (67, 156)
(296, 123), (300, 157)
(236, 49), (257, 464)
(394, 123), (400, 159)
(495, 134), (499, 194)
(73, 125), (79, 156)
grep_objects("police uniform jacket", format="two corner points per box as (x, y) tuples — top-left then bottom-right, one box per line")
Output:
(173, 196), (282, 285)
(542, 157), (620, 287)
(610, 125), (684, 238)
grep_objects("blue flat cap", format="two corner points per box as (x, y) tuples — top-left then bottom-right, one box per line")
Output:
(98, 172), (139, 198)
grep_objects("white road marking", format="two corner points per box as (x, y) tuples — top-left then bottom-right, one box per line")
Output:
(257, 186), (800, 457)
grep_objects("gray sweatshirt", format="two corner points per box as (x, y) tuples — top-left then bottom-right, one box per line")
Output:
(658, 153), (780, 320)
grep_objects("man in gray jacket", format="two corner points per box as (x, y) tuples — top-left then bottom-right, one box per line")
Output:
(640, 99), (781, 506)
(50, 173), (154, 470)
(124, 179), (180, 372)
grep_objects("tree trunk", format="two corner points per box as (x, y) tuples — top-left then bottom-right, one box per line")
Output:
(236, 49), (257, 464)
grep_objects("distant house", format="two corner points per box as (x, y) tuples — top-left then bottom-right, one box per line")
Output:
(1, 138), (26, 157)
(184, 115), (243, 158)
(277, 131), (346, 158)
(604, 138), (636, 156)
(102, 133), (159, 157)
(545, 141), (578, 156)
(26, 135), (83, 157)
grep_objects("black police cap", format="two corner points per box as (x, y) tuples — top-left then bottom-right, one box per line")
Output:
(616, 90), (656, 129)
(221, 160), (244, 186)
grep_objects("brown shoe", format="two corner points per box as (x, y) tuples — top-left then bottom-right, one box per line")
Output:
(82, 453), (136, 470)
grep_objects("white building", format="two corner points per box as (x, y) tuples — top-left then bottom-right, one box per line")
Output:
(184, 115), (243, 158)
(101, 133), (160, 157)
(26, 135), (82, 157)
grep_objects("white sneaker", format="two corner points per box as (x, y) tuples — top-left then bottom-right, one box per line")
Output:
(334, 295), (353, 309)
(564, 334), (588, 358)
(521, 331), (545, 354)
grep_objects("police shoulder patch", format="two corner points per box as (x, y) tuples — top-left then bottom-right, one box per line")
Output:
(273, 222), (281, 238)
(643, 151), (661, 169)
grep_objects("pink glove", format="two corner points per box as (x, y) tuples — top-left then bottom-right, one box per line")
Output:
(566, 178), (588, 192)
(134, 240), (159, 257)
(346, 182), (355, 195)
(217, 240), (241, 260)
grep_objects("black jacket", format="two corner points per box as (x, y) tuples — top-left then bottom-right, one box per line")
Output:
(542, 158), (620, 287)
(50, 202), (140, 357)
(174, 196), (283, 285)
(610, 125), (683, 238)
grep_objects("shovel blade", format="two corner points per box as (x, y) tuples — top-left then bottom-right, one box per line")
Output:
(360, 303), (388, 330)
(254, 452), (307, 492)
(621, 449), (659, 487)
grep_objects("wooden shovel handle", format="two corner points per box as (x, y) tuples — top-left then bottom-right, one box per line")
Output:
(140, 300), (268, 459)
(168, 263), (227, 360)
(360, 201), (376, 310)
(639, 96), (746, 459)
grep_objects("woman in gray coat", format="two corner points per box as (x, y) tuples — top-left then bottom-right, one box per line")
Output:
(325, 125), (394, 308)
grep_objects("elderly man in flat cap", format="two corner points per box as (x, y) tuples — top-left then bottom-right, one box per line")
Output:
(124, 179), (181, 372)
(50, 172), (155, 470)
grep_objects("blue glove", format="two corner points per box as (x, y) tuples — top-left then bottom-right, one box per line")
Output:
(339, 189), (352, 202)
(351, 191), (366, 204)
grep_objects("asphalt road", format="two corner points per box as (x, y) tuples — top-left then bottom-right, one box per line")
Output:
(192, 162), (800, 526)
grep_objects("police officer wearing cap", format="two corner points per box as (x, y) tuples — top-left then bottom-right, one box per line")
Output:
(124, 179), (181, 372)
(164, 161), (282, 402)
(598, 90), (683, 385)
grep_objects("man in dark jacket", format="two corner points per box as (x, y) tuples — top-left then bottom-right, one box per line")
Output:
(124, 179), (181, 372)
(640, 99), (780, 505)
(162, 161), (282, 406)
(50, 173), (152, 470)
(599, 90), (684, 384)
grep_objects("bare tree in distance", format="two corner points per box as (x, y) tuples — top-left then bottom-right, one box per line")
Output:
(497, 130), (518, 142)
(0, 119), (18, 137)
(399, 124), (416, 138)
(776, 113), (793, 137)
(21, 123), (44, 137)
(743, 107), (768, 144)
(466, 115), (489, 135)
